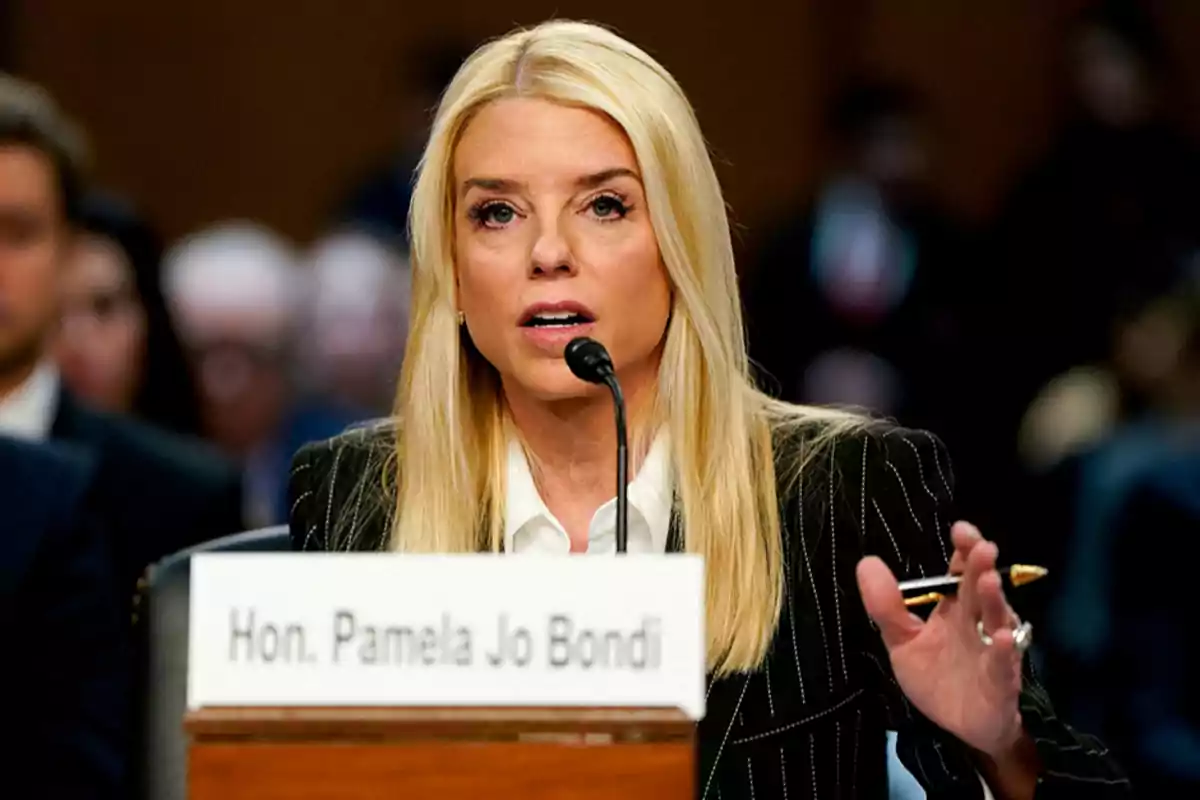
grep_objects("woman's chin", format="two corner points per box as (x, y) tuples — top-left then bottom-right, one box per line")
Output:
(503, 361), (608, 404)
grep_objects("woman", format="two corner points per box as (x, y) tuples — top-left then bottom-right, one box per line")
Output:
(289, 20), (1128, 798)
(55, 191), (205, 438)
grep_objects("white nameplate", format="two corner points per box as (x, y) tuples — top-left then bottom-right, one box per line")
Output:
(188, 554), (705, 719)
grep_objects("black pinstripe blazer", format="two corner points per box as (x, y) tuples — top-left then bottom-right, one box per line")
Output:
(288, 422), (1131, 799)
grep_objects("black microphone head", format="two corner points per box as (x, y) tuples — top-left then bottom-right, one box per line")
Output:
(564, 337), (614, 384)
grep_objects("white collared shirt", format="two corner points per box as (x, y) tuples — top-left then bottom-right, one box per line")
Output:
(504, 434), (673, 554)
(0, 361), (59, 441)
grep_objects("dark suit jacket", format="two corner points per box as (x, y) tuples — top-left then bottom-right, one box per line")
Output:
(289, 422), (1131, 799)
(51, 390), (245, 795)
(0, 436), (128, 798)
(51, 389), (245, 605)
(1106, 464), (1200, 797)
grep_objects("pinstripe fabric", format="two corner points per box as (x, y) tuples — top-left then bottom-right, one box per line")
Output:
(289, 422), (1131, 799)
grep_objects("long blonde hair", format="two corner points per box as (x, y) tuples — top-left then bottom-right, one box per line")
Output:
(392, 19), (864, 675)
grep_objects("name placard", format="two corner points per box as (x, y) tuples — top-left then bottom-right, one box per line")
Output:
(187, 554), (705, 719)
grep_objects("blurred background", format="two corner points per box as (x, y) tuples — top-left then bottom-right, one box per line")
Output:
(1, 0), (1198, 795)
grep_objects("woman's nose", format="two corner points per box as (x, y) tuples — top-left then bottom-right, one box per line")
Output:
(529, 221), (576, 277)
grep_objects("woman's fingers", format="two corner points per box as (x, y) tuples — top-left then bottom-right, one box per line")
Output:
(958, 536), (998, 621)
(856, 556), (924, 651)
(978, 566), (1013, 637)
(949, 521), (982, 573)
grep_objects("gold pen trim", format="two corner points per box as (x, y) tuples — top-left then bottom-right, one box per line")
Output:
(900, 564), (1049, 608)
(1008, 564), (1049, 587)
(903, 592), (944, 608)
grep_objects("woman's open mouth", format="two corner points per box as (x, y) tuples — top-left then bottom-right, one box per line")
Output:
(518, 302), (597, 351)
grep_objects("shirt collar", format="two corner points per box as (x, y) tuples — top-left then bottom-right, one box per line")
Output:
(504, 432), (674, 553)
(504, 437), (549, 548)
(0, 361), (60, 441)
(627, 433), (674, 552)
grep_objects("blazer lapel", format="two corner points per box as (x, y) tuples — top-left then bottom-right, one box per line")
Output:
(0, 439), (97, 593)
(0, 447), (43, 592)
(49, 387), (87, 442)
(47, 389), (103, 485)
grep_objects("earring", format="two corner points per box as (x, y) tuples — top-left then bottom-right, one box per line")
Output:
(457, 310), (465, 326)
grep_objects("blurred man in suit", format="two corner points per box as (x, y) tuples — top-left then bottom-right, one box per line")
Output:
(1, 435), (128, 798)
(1107, 457), (1200, 796)
(0, 74), (245, 608)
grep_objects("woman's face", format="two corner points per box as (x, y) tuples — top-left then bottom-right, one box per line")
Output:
(452, 97), (671, 404)
(54, 233), (146, 412)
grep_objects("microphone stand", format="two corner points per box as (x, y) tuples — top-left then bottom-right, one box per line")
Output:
(601, 373), (629, 554)
(563, 336), (630, 554)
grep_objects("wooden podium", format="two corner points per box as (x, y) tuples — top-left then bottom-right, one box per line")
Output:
(186, 705), (695, 799)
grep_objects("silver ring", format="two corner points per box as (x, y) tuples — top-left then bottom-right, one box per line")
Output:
(976, 619), (1033, 653)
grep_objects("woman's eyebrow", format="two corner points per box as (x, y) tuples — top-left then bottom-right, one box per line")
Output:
(573, 167), (641, 189)
(460, 176), (523, 197)
(459, 167), (641, 199)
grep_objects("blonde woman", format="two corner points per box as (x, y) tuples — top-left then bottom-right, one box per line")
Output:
(289, 20), (1127, 799)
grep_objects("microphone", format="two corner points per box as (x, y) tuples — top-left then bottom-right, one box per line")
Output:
(564, 337), (629, 554)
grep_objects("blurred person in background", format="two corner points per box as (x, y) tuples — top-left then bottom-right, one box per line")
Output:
(165, 222), (359, 527)
(336, 40), (473, 248)
(746, 78), (980, 512)
(1023, 281), (1200, 793)
(1028, 280), (1200, 754)
(0, 74), (244, 794)
(979, 0), (1200, 679)
(1, 435), (128, 798)
(1106, 418), (1200, 796)
(990, 0), (1200, 488)
(54, 189), (205, 438)
(303, 228), (411, 417)
(0, 73), (243, 607)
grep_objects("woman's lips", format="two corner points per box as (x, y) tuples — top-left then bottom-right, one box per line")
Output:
(517, 299), (597, 326)
(520, 320), (598, 352)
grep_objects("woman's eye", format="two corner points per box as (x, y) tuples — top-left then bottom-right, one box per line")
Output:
(470, 202), (518, 229)
(486, 204), (516, 225)
(590, 195), (627, 219)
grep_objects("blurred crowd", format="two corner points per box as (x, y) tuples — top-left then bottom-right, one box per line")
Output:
(0, 1), (1197, 797)
(749, 5), (1200, 795)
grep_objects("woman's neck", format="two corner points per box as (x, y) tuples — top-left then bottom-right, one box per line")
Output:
(507, 390), (620, 501)
(503, 370), (657, 544)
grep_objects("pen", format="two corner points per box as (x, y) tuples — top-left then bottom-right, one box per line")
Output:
(900, 564), (1048, 607)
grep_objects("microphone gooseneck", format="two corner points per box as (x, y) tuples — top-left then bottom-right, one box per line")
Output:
(564, 337), (629, 554)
